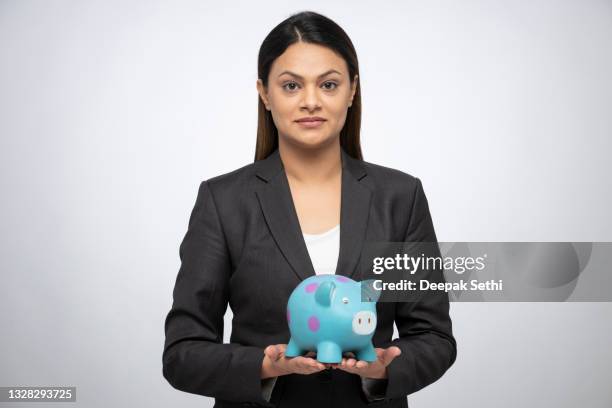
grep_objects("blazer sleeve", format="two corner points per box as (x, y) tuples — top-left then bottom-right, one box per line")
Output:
(378, 177), (457, 402)
(162, 180), (273, 406)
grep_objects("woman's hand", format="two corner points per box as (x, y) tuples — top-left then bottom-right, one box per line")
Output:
(261, 344), (327, 378)
(334, 346), (402, 379)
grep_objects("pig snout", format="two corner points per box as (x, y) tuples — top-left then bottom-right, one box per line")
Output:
(352, 311), (376, 335)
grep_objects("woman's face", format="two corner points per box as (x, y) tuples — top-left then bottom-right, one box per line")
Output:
(257, 42), (358, 151)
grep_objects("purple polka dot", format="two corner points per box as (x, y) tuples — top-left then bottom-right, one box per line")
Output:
(307, 315), (320, 331)
(335, 276), (350, 283)
(305, 282), (318, 293)
(286, 309), (290, 323)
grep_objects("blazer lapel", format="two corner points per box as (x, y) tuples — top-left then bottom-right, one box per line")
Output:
(254, 148), (372, 282)
(336, 149), (372, 279)
(254, 150), (315, 282)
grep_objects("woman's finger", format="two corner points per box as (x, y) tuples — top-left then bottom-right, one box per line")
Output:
(264, 345), (279, 360)
(381, 346), (402, 366)
(296, 356), (323, 370)
(355, 360), (369, 369)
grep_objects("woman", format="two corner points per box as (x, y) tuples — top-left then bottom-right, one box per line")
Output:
(163, 11), (456, 408)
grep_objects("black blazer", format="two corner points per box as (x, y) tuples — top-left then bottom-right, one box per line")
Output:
(162, 147), (457, 408)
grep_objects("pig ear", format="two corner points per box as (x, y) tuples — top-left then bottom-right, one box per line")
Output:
(315, 281), (336, 307)
(360, 279), (381, 302)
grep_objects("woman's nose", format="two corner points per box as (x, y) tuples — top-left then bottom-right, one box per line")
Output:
(300, 85), (321, 110)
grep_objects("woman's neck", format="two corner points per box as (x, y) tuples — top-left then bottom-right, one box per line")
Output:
(278, 140), (342, 185)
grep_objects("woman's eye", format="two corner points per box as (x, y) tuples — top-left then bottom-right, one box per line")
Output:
(282, 81), (338, 92)
(322, 81), (338, 90)
(283, 82), (299, 92)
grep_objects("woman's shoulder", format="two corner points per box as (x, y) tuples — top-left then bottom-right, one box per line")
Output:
(358, 157), (422, 196)
(361, 158), (418, 181)
(198, 154), (425, 199)
(199, 161), (258, 197)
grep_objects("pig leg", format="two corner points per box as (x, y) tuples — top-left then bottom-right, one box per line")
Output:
(356, 343), (377, 362)
(285, 337), (303, 357)
(316, 341), (342, 363)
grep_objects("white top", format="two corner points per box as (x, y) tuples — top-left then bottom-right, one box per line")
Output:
(302, 224), (340, 275)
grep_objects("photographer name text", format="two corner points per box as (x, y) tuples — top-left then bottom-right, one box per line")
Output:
(372, 279), (503, 292)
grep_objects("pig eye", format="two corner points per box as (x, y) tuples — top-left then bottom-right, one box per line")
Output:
(342, 297), (349, 304)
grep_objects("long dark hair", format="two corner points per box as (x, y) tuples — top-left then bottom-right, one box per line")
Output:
(255, 11), (363, 161)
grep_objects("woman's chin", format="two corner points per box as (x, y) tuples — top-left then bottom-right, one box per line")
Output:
(285, 133), (338, 150)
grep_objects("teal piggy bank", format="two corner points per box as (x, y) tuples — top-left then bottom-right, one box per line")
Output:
(285, 274), (381, 363)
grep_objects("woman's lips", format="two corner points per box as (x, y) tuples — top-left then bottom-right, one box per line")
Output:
(295, 119), (326, 128)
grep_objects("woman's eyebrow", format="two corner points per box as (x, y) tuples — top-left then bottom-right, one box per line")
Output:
(278, 69), (342, 79)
